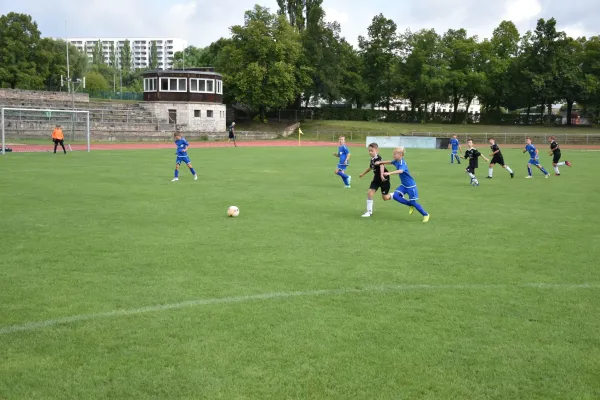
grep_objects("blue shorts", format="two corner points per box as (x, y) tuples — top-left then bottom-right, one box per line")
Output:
(395, 185), (419, 201)
(528, 158), (540, 166)
(451, 150), (458, 154)
(337, 163), (348, 170)
(176, 155), (191, 165)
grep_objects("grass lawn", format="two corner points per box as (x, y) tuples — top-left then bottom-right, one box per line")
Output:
(1, 146), (599, 399)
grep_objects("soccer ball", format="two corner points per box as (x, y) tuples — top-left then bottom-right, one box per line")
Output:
(227, 206), (239, 217)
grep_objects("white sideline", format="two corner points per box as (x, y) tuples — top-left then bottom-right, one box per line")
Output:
(0, 283), (598, 335)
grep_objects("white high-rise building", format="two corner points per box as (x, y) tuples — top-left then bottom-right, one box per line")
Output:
(66, 38), (187, 70)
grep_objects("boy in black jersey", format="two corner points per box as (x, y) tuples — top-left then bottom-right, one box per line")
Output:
(548, 136), (572, 175)
(461, 139), (489, 186)
(487, 137), (514, 178)
(359, 143), (391, 217)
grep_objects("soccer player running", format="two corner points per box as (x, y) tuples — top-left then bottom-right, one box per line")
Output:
(228, 122), (236, 147)
(461, 139), (489, 186)
(51, 124), (66, 154)
(378, 147), (430, 223)
(548, 135), (572, 175)
(523, 137), (550, 179)
(172, 133), (198, 182)
(333, 135), (351, 188)
(487, 137), (514, 179)
(448, 134), (462, 164)
(359, 143), (390, 217)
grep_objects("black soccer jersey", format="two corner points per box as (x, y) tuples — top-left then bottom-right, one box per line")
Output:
(490, 143), (502, 156)
(370, 154), (389, 177)
(550, 140), (560, 153)
(464, 148), (482, 168)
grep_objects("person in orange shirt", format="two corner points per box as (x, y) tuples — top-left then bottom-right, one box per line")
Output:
(52, 125), (66, 154)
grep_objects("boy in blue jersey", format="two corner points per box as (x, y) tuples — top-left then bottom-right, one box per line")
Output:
(333, 136), (351, 188)
(448, 134), (461, 164)
(377, 147), (430, 223)
(172, 133), (198, 182)
(523, 137), (549, 179)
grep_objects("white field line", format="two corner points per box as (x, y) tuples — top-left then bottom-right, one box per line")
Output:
(1, 283), (598, 335)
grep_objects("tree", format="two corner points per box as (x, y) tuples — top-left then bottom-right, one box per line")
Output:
(218, 5), (311, 121)
(92, 40), (104, 65)
(85, 71), (109, 91)
(358, 14), (398, 109)
(554, 36), (588, 125)
(276, 0), (323, 31)
(0, 12), (43, 89)
(172, 40), (231, 69)
(37, 38), (87, 90)
(110, 43), (117, 68)
(442, 28), (482, 122)
(339, 40), (367, 108)
(149, 41), (159, 69)
(120, 39), (131, 71)
(579, 36), (600, 123)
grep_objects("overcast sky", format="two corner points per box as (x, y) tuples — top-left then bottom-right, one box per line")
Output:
(1, 0), (597, 48)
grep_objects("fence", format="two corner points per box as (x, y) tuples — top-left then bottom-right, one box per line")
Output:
(296, 130), (600, 145)
(87, 90), (143, 101)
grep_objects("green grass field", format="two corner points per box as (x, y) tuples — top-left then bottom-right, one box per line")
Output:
(1, 146), (599, 399)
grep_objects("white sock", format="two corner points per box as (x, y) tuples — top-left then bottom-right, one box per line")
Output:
(468, 172), (475, 179)
(505, 166), (513, 173)
(554, 166), (560, 174)
(557, 162), (566, 166)
(488, 168), (493, 177)
(367, 199), (373, 213)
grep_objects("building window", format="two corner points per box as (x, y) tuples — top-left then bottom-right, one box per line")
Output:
(216, 80), (223, 94)
(190, 78), (216, 93)
(159, 77), (187, 92)
(143, 78), (157, 92)
(194, 110), (201, 118)
(207, 110), (213, 118)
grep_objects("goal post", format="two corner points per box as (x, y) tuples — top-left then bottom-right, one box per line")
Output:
(1, 107), (90, 154)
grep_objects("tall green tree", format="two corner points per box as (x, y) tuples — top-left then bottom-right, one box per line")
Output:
(0, 12), (43, 89)
(554, 36), (588, 125)
(276, 0), (323, 31)
(37, 38), (87, 90)
(120, 39), (131, 71)
(110, 43), (117, 68)
(92, 40), (104, 65)
(579, 36), (600, 123)
(339, 40), (367, 108)
(173, 40), (231, 69)
(149, 41), (159, 69)
(218, 5), (311, 121)
(85, 70), (109, 91)
(442, 29), (483, 122)
(359, 14), (399, 109)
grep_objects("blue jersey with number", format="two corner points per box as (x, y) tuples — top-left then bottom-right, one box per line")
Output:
(450, 138), (460, 152)
(338, 145), (350, 164)
(525, 144), (537, 159)
(391, 159), (416, 188)
(175, 138), (189, 157)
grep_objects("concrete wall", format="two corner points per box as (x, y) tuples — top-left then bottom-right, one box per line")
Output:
(0, 89), (89, 103)
(142, 102), (226, 132)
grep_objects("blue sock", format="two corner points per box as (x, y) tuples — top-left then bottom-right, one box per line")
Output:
(410, 200), (428, 216)
(337, 171), (349, 185)
(450, 154), (454, 163)
(456, 155), (461, 164)
(541, 167), (548, 175)
(190, 167), (196, 175)
(393, 192), (411, 206)
(527, 167), (532, 176)
(175, 169), (179, 178)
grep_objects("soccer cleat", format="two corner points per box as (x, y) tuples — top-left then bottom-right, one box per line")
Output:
(545, 174), (549, 179)
(555, 173), (561, 176)
(361, 211), (372, 217)
(486, 176), (492, 179)
(344, 185), (351, 189)
(409, 206), (415, 215)
(566, 161), (572, 167)
(171, 178), (179, 181)
(474, 180), (480, 186)
(423, 214), (430, 223)
(525, 176), (532, 179)
(510, 173), (514, 178)
(194, 174), (198, 180)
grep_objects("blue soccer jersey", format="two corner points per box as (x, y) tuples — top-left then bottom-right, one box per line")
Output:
(450, 138), (460, 153)
(391, 159), (417, 188)
(338, 144), (350, 164)
(175, 138), (189, 156)
(525, 143), (537, 159)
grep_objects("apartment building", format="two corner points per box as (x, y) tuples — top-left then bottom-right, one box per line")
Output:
(66, 38), (187, 70)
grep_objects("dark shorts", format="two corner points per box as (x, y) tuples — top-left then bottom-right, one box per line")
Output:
(53, 139), (64, 144)
(369, 177), (391, 195)
(228, 132), (235, 139)
(553, 152), (561, 164)
(490, 155), (505, 166)
(466, 166), (477, 174)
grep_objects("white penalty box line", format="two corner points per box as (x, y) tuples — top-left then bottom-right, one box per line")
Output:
(0, 282), (598, 335)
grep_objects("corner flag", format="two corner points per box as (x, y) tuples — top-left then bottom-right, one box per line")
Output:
(298, 127), (303, 146)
